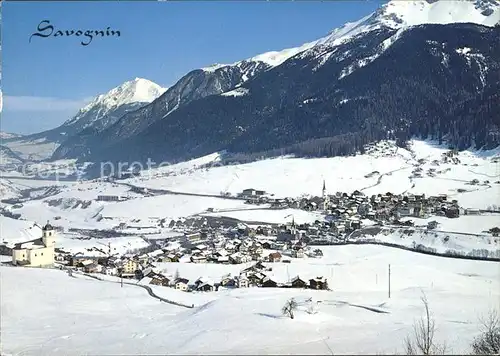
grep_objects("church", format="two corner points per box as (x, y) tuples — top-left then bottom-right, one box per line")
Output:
(12, 221), (57, 267)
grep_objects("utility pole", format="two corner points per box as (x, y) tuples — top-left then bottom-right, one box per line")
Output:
(388, 264), (391, 299)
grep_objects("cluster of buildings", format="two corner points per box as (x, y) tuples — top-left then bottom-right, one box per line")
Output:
(240, 181), (468, 227)
(63, 251), (330, 293)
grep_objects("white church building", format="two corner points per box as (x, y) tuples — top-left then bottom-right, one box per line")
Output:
(12, 221), (56, 267)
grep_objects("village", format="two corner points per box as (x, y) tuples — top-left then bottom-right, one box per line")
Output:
(5, 172), (497, 296)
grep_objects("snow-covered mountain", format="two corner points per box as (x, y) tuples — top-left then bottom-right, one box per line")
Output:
(61, 77), (167, 134)
(209, 0), (500, 70)
(0, 131), (23, 140)
(51, 60), (270, 160)
(73, 0), (499, 167)
(0, 145), (24, 165)
(3, 78), (166, 161)
(39, 0), (500, 164)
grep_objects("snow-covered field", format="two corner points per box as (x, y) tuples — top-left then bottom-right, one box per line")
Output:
(201, 207), (325, 225)
(125, 140), (500, 208)
(2, 245), (498, 355)
(361, 227), (499, 258)
(2, 138), (60, 161)
(0, 140), (498, 257)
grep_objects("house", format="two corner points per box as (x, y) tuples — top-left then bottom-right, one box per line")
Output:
(268, 252), (282, 263)
(185, 232), (201, 242)
(196, 282), (214, 292)
(465, 208), (480, 215)
(121, 258), (140, 274)
(78, 260), (99, 273)
(445, 206), (460, 218)
(240, 188), (266, 197)
(291, 248), (304, 258)
(220, 274), (236, 287)
(261, 277), (278, 288)
(291, 276), (307, 289)
(151, 273), (171, 286)
(427, 221), (439, 230)
(397, 206), (414, 217)
(12, 222), (56, 267)
(174, 278), (190, 291)
(163, 253), (180, 262)
(190, 255), (207, 263)
(237, 274), (249, 288)
(97, 195), (123, 202)
(247, 272), (266, 285)
(312, 248), (323, 257)
(218, 255), (231, 264)
(309, 277), (328, 290)
(193, 277), (215, 291)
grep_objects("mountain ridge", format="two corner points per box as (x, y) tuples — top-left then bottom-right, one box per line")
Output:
(83, 22), (499, 173)
(12, 0), (500, 165)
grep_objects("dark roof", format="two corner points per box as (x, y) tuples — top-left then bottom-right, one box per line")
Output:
(13, 238), (45, 250)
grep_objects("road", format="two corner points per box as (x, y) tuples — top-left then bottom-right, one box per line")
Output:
(71, 270), (194, 309)
(116, 181), (248, 201)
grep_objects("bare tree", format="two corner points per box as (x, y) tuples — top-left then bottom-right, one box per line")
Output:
(471, 309), (500, 355)
(404, 294), (447, 355)
(282, 298), (298, 319)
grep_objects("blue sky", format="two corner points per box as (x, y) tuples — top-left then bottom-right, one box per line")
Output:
(2, 1), (384, 134)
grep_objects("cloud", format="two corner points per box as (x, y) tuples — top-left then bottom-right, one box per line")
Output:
(2, 95), (92, 112)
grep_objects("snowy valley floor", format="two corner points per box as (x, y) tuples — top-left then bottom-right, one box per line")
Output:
(1, 139), (499, 257)
(2, 245), (499, 355)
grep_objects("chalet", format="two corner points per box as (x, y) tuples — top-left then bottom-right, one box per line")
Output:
(190, 255), (207, 263)
(291, 248), (304, 258)
(268, 252), (282, 263)
(196, 282), (214, 292)
(220, 274), (236, 287)
(309, 277), (328, 290)
(174, 278), (189, 291)
(312, 248), (323, 257)
(261, 277), (278, 288)
(77, 260), (99, 273)
(240, 188), (266, 197)
(427, 221), (439, 230)
(241, 261), (267, 274)
(465, 208), (480, 215)
(218, 256), (231, 264)
(69, 255), (99, 267)
(192, 277), (214, 292)
(229, 252), (249, 264)
(247, 272), (266, 285)
(291, 276), (307, 288)
(151, 273), (171, 286)
(237, 274), (249, 288)
(445, 206), (460, 218)
(163, 254), (180, 262)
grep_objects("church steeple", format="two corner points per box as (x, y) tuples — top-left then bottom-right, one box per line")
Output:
(290, 216), (296, 236)
(322, 180), (326, 198)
